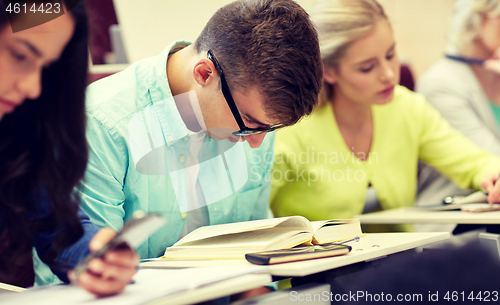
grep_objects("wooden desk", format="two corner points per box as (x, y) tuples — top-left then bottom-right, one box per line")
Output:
(356, 208), (500, 224)
(141, 232), (450, 277)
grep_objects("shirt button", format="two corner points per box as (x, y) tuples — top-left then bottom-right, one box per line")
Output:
(167, 135), (173, 142)
(181, 212), (187, 219)
(183, 136), (189, 141)
(179, 156), (185, 163)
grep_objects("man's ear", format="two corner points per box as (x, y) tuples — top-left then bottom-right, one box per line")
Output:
(323, 65), (338, 85)
(193, 58), (217, 87)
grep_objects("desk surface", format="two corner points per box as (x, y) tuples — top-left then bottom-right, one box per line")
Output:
(0, 267), (271, 305)
(356, 208), (500, 224)
(141, 232), (449, 277)
(268, 232), (448, 276)
(148, 273), (271, 305)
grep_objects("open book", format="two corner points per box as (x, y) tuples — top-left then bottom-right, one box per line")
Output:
(418, 191), (500, 212)
(162, 216), (363, 259)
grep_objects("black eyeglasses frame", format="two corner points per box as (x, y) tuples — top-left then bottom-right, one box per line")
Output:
(207, 50), (283, 137)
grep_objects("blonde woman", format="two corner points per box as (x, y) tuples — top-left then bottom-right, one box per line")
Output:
(417, 0), (500, 212)
(270, 0), (500, 228)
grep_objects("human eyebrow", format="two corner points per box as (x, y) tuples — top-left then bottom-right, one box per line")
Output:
(386, 43), (396, 54)
(355, 57), (377, 67)
(14, 38), (43, 58)
(243, 114), (270, 127)
(355, 43), (397, 66)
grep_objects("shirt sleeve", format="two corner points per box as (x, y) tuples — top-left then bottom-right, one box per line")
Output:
(34, 209), (99, 283)
(78, 114), (129, 231)
(417, 94), (500, 190)
(418, 73), (500, 155)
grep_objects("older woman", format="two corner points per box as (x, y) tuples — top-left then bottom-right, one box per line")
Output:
(417, 0), (500, 215)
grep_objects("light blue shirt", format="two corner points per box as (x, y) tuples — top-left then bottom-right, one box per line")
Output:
(79, 41), (274, 259)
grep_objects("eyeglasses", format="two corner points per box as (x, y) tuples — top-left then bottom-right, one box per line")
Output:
(207, 50), (283, 137)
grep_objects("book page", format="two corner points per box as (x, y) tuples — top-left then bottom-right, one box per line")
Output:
(311, 219), (363, 244)
(414, 191), (488, 211)
(164, 230), (314, 259)
(0, 282), (25, 293)
(453, 191), (488, 204)
(174, 230), (294, 248)
(173, 229), (311, 248)
(461, 203), (500, 212)
(174, 216), (308, 246)
(310, 219), (351, 233)
(276, 215), (312, 231)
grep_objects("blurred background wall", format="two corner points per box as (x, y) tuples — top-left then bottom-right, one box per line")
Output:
(89, 0), (456, 80)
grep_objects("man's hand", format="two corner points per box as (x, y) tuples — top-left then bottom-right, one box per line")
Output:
(68, 228), (139, 296)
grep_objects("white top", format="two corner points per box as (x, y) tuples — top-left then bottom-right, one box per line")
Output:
(179, 131), (209, 239)
(416, 57), (500, 232)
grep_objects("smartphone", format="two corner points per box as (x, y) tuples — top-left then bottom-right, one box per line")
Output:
(73, 211), (166, 278)
(245, 243), (352, 265)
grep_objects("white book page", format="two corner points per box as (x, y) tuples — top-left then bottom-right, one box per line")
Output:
(310, 219), (362, 244)
(174, 216), (309, 246)
(310, 219), (351, 233)
(173, 229), (310, 248)
(453, 191), (488, 204)
(0, 282), (26, 293)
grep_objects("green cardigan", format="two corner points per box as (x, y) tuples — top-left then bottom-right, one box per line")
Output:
(270, 86), (500, 226)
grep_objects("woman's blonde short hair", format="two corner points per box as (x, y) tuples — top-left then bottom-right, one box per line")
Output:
(312, 0), (388, 106)
(448, 0), (500, 54)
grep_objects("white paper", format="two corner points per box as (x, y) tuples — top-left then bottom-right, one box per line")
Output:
(0, 266), (267, 305)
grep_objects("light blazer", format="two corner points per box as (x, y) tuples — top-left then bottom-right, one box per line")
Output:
(416, 58), (500, 214)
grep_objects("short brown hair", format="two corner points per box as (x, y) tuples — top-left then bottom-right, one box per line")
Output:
(194, 0), (323, 127)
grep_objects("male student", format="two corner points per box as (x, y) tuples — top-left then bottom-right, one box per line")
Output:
(79, 0), (322, 266)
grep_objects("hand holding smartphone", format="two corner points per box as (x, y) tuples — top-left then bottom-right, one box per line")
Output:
(73, 211), (166, 281)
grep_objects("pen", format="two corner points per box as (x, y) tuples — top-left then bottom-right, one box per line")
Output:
(317, 236), (360, 248)
(445, 54), (485, 66)
(336, 236), (360, 244)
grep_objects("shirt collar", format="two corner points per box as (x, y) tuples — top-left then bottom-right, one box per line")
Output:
(148, 40), (192, 146)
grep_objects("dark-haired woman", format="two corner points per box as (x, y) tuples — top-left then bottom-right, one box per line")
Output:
(0, 1), (137, 296)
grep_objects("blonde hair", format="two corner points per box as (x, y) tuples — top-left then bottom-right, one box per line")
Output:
(448, 0), (500, 54)
(311, 0), (388, 106)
